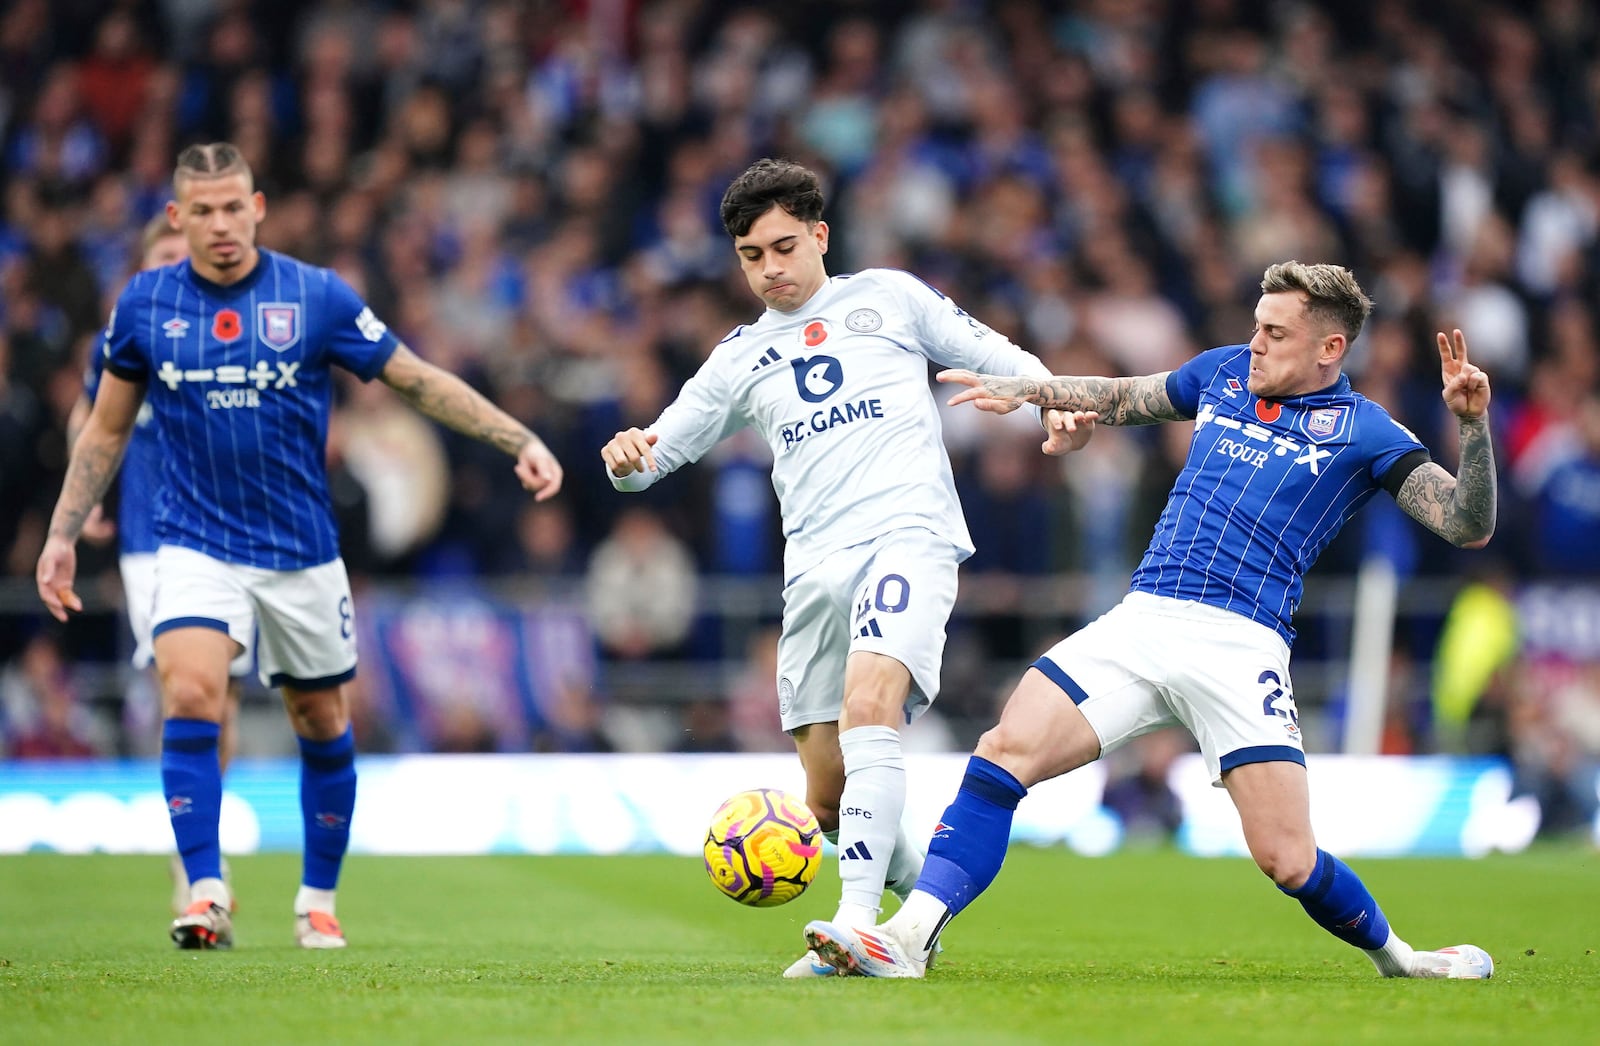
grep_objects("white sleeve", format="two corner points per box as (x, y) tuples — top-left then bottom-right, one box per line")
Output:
(881, 269), (1051, 421)
(607, 354), (746, 492)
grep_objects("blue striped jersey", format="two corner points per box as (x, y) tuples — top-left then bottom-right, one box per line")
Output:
(101, 250), (399, 569)
(84, 351), (161, 555)
(1129, 344), (1428, 644)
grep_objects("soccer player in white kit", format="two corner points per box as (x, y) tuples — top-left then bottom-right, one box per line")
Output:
(600, 159), (1095, 976)
(804, 262), (1499, 981)
(37, 142), (566, 950)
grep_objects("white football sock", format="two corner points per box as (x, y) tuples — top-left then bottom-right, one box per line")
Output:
(295, 885), (337, 916)
(835, 725), (906, 925)
(1364, 927), (1416, 977)
(885, 822), (925, 903)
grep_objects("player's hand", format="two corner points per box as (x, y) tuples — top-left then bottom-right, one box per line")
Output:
(36, 536), (83, 623)
(937, 369), (1030, 414)
(514, 436), (565, 501)
(602, 428), (659, 477)
(81, 504), (116, 544)
(1041, 408), (1099, 456)
(1438, 328), (1490, 419)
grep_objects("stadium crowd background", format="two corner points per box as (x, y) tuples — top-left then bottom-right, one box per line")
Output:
(0, 0), (1596, 837)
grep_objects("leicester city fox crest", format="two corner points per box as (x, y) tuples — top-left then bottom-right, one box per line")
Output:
(258, 303), (302, 352)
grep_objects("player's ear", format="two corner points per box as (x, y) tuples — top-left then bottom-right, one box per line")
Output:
(165, 200), (180, 229)
(251, 191), (266, 222)
(1322, 332), (1346, 364)
(814, 219), (828, 254)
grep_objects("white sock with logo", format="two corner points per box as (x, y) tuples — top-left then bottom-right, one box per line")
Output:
(834, 724), (905, 927)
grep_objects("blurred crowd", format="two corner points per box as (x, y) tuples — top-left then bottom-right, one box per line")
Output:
(0, 0), (1596, 834)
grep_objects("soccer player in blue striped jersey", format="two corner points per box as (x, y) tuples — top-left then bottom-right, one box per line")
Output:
(71, 214), (249, 915)
(805, 261), (1499, 981)
(37, 142), (564, 951)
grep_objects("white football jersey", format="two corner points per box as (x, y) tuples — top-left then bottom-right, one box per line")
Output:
(610, 268), (1053, 579)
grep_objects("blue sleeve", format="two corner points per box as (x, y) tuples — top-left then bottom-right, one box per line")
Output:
(102, 280), (149, 382)
(320, 269), (400, 381)
(1163, 346), (1235, 418)
(1359, 403), (1430, 486)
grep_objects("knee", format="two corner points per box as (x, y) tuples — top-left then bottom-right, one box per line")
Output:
(160, 667), (223, 721)
(285, 690), (348, 740)
(973, 723), (1037, 785)
(1254, 843), (1318, 890)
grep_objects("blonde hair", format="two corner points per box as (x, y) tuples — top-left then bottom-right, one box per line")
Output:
(1260, 261), (1374, 342)
(138, 213), (181, 256)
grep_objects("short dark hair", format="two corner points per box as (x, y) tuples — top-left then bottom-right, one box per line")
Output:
(719, 158), (824, 238)
(172, 142), (254, 194)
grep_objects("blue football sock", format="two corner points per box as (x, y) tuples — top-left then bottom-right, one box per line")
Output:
(299, 727), (357, 891)
(162, 718), (223, 886)
(916, 756), (1027, 917)
(1281, 848), (1392, 950)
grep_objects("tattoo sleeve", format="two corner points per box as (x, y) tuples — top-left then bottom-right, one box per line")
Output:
(1392, 416), (1497, 547)
(380, 348), (538, 457)
(49, 429), (128, 542)
(998, 373), (1184, 425)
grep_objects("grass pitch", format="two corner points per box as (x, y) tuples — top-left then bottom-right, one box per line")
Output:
(1, 847), (1594, 1045)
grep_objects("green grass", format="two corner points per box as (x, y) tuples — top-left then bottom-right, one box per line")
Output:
(1, 847), (1595, 1045)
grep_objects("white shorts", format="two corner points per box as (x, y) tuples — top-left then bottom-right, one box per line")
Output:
(1033, 592), (1303, 785)
(150, 545), (357, 690)
(776, 528), (961, 732)
(122, 553), (253, 678)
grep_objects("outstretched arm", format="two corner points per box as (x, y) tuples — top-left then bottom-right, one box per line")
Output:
(938, 370), (1184, 426)
(379, 343), (564, 500)
(37, 373), (143, 620)
(1392, 329), (1496, 548)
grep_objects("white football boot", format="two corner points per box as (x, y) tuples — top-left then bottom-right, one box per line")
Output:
(1404, 944), (1494, 979)
(803, 920), (926, 978)
(781, 949), (838, 978)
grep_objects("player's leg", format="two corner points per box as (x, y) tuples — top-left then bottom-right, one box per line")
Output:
(150, 546), (255, 948)
(806, 666), (1106, 977)
(281, 681), (355, 949)
(155, 625), (240, 948)
(833, 649), (914, 928)
(809, 598), (1169, 977)
(253, 557), (359, 949)
(830, 531), (966, 928)
(1226, 760), (1492, 979)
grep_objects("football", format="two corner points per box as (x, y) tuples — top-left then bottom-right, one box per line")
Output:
(703, 788), (823, 907)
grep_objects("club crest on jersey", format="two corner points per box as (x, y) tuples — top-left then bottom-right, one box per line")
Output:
(258, 302), (301, 352)
(212, 308), (243, 343)
(845, 307), (882, 333)
(1299, 406), (1350, 443)
(792, 354), (843, 403)
(801, 318), (830, 347)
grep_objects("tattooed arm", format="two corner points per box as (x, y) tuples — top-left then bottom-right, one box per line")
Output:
(379, 343), (564, 500)
(1392, 418), (1496, 548)
(937, 370), (1186, 425)
(37, 372), (143, 620)
(1393, 329), (1497, 549)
